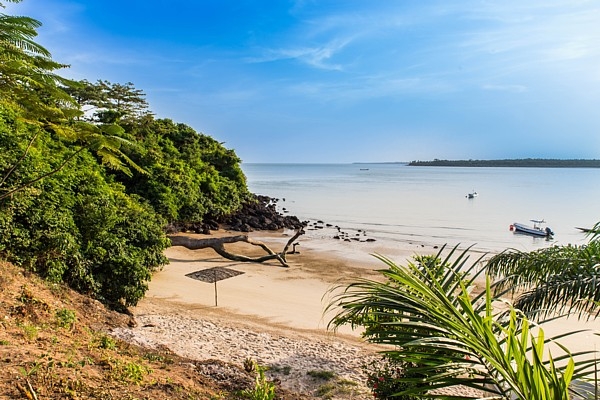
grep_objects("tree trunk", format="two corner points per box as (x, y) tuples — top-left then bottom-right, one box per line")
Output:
(167, 229), (304, 268)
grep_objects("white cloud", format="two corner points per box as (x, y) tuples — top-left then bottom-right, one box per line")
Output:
(247, 37), (352, 71)
(482, 84), (527, 93)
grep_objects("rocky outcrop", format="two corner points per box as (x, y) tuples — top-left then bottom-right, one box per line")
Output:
(218, 194), (305, 232)
(167, 194), (305, 234)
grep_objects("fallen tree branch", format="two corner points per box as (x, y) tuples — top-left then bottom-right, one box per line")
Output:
(168, 229), (304, 268)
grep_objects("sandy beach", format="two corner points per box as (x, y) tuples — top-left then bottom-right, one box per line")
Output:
(111, 230), (437, 398)
(111, 229), (600, 398)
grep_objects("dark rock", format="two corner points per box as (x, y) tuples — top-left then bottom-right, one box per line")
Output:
(216, 194), (305, 232)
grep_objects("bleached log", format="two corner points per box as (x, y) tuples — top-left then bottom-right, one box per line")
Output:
(168, 228), (304, 268)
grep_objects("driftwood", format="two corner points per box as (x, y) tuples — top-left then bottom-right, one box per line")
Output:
(168, 229), (304, 268)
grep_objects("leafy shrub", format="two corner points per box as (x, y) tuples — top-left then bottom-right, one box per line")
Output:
(111, 360), (151, 384)
(0, 78), (250, 311)
(363, 357), (425, 400)
(0, 104), (169, 309)
(55, 308), (76, 329)
(96, 334), (116, 350)
(113, 118), (248, 225)
(20, 323), (39, 341)
(241, 363), (276, 400)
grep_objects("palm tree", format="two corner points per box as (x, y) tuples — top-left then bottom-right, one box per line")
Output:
(0, 1), (146, 201)
(0, 0), (51, 57)
(328, 247), (597, 399)
(486, 225), (600, 320)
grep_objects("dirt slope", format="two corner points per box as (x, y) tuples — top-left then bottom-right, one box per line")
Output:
(0, 261), (308, 399)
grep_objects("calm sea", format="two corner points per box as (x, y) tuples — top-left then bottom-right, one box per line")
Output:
(242, 163), (600, 254)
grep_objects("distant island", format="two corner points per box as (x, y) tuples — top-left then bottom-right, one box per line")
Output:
(407, 158), (600, 168)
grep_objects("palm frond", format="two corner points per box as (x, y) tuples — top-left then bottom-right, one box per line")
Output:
(486, 241), (600, 320)
(328, 248), (598, 399)
(514, 267), (600, 320)
(588, 222), (600, 242)
(0, 14), (51, 57)
(487, 243), (600, 290)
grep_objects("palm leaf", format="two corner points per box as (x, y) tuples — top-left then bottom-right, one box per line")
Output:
(487, 241), (600, 320)
(328, 248), (598, 399)
(514, 269), (600, 320)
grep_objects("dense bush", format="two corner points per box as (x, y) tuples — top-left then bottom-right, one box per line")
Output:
(0, 103), (169, 308)
(114, 118), (249, 225)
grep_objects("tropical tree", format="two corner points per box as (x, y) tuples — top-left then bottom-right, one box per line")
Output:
(110, 117), (248, 226)
(0, 2), (144, 201)
(0, 0), (77, 121)
(64, 79), (152, 124)
(0, 0), (249, 311)
(0, 0), (49, 55)
(486, 225), (600, 320)
(328, 247), (597, 399)
(0, 102), (169, 309)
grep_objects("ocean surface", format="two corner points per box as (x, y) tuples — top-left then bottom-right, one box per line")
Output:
(242, 163), (600, 254)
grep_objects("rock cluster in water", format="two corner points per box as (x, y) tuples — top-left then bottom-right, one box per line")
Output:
(304, 220), (377, 243)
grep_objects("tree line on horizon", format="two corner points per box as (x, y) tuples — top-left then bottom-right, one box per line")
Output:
(408, 158), (600, 167)
(0, 0), (250, 310)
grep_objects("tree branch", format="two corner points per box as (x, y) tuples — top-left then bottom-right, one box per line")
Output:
(168, 229), (305, 268)
(0, 145), (88, 200)
(0, 131), (39, 188)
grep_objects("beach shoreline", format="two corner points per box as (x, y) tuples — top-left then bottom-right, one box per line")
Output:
(111, 229), (444, 397)
(111, 229), (600, 398)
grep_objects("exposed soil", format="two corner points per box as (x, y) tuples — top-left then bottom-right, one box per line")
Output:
(0, 260), (310, 399)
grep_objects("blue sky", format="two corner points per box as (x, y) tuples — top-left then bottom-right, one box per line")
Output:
(9, 0), (600, 163)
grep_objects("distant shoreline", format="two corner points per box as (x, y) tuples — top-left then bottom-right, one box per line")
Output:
(406, 159), (600, 168)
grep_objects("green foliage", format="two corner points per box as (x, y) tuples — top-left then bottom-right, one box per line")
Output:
(111, 359), (152, 385)
(0, 2), (79, 123)
(0, 2), (250, 313)
(328, 247), (598, 399)
(114, 117), (248, 225)
(241, 363), (276, 400)
(487, 234), (600, 320)
(20, 322), (38, 341)
(55, 308), (76, 329)
(65, 79), (152, 123)
(0, 102), (169, 308)
(95, 334), (117, 350)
